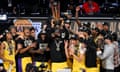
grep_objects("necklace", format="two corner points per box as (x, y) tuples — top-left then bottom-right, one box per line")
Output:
(55, 40), (61, 51)
(7, 41), (13, 55)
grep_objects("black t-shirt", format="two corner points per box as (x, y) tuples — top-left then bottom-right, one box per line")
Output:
(61, 27), (70, 40)
(33, 38), (50, 62)
(17, 37), (35, 58)
(49, 38), (66, 62)
(85, 37), (97, 67)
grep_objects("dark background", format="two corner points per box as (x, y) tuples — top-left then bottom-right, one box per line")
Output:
(0, 0), (120, 16)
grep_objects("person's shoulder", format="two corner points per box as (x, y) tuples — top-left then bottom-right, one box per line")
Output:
(112, 43), (117, 48)
(113, 41), (119, 45)
(108, 44), (115, 50)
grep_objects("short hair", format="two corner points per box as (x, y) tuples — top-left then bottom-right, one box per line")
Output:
(9, 25), (16, 31)
(112, 32), (118, 41)
(23, 27), (30, 32)
(30, 27), (35, 31)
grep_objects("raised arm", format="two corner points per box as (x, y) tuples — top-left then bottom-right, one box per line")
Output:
(0, 42), (14, 65)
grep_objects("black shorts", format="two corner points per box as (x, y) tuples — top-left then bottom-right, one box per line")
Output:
(104, 69), (114, 72)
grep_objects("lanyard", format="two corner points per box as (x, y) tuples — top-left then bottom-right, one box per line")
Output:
(8, 41), (13, 55)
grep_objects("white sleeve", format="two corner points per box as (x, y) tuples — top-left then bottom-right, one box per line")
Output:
(96, 51), (102, 56)
(79, 48), (87, 54)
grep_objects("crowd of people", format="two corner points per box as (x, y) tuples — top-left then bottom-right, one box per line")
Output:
(0, 0), (120, 16)
(0, 0), (120, 72)
(0, 18), (120, 72)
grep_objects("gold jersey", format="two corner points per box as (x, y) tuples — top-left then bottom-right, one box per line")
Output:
(3, 40), (16, 72)
(72, 43), (86, 72)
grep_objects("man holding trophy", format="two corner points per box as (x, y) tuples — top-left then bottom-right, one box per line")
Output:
(49, 29), (68, 72)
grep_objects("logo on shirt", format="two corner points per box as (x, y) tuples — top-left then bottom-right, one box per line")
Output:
(39, 43), (48, 50)
(24, 40), (32, 47)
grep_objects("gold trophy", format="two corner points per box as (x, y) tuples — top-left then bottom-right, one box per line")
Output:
(51, 1), (64, 28)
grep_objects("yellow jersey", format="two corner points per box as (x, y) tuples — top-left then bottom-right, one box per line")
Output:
(72, 43), (86, 72)
(3, 40), (16, 72)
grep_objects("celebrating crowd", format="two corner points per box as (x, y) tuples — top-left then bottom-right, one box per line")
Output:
(0, 0), (120, 72)
(0, 19), (120, 72)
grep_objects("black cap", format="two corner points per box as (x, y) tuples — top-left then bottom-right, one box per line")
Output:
(95, 28), (100, 33)
(83, 22), (91, 28)
(40, 30), (47, 35)
(70, 34), (78, 40)
(38, 30), (47, 38)
(78, 27), (84, 32)
(64, 19), (71, 24)
(104, 34), (112, 41)
(85, 28), (91, 35)
(103, 22), (109, 26)
(4, 30), (10, 36)
(98, 30), (106, 36)
(79, 37), (86, 43)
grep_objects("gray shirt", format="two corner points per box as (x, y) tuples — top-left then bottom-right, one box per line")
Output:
(98, 44), (115, 70)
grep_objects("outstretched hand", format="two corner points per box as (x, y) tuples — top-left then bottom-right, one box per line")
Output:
(76, 6), (80, 12)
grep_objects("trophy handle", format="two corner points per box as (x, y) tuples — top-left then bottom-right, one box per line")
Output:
(51, 1), (60, 21)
